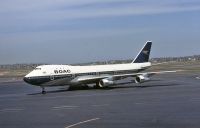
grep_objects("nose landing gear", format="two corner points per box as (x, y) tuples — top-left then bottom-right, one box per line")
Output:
(41, 86), (46, 94)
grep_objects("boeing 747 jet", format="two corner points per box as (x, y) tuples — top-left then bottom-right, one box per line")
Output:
(24, 41), (178, 94)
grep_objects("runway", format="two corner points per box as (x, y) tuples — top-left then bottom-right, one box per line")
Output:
(0, 74), (200, 128)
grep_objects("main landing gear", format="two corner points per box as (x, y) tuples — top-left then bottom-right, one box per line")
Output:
(41, 86), (46, 94)
(94, 82), (102, 89)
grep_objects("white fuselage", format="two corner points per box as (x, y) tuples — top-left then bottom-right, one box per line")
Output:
(25, 62), (151, 77)
(24, 62), (151, 86)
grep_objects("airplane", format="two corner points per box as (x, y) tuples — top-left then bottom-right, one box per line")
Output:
(24, 41), (179, 94)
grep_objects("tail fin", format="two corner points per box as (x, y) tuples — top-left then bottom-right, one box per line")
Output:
(132, 41), (152, 63)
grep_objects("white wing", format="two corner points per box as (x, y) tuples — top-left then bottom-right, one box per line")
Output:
(71, 70), (182, 84)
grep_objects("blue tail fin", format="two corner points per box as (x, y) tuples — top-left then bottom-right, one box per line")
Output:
(132, 41), (152, 63)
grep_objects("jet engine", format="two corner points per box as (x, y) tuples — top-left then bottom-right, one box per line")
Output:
(98, 78), (114, 87)
(135, 74), (150, 83)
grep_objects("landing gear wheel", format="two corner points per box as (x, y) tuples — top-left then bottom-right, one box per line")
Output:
(83, 84), (89, 89)
(94, 82), (101, 89)
(42, 90), (46, 94)
(41, 87), (46, 94)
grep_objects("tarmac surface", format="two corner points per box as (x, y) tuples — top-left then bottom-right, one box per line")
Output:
(0, 74), (200, 128)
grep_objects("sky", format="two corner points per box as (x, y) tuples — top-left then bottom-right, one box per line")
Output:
(0, 0), (200, 64)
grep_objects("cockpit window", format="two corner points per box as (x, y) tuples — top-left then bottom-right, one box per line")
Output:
(34, 68), (41, 70)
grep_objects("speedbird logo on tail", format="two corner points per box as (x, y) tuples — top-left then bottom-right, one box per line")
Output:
(142, 50), (149, 55)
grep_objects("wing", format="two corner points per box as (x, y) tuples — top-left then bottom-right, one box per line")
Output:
(70, 70), (182, 84)
(113, 70), (182, 78)
(70, 74), (111, 84)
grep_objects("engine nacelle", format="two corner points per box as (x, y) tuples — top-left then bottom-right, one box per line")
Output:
(135, 74), (150, 83)
(99, 78), (114, 87)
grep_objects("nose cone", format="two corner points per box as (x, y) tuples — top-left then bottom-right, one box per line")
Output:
(23, 76), (49, 85)
(23, 76), (39, 85)
(23, 77), (31, 84)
